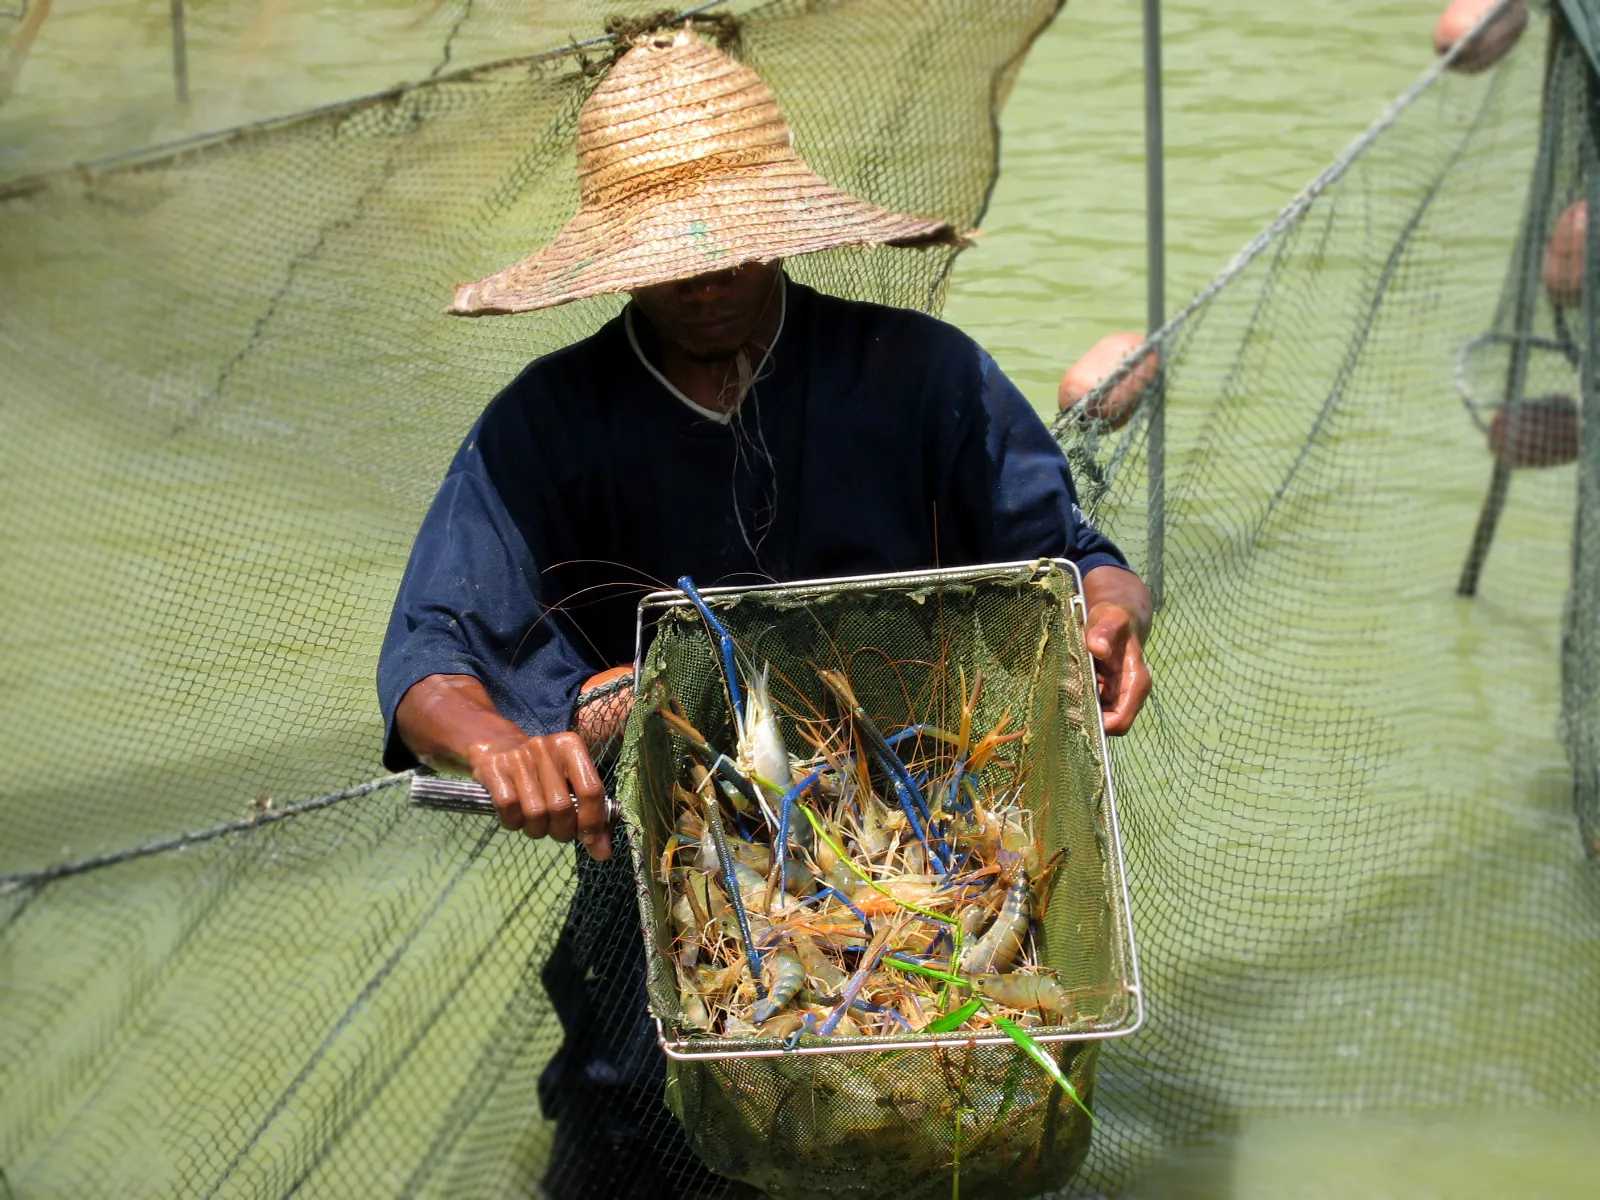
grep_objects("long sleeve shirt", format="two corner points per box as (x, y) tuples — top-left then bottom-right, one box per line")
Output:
(378, 278), (1126, 769)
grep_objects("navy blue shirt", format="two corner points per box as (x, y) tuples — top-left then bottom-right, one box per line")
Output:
(379, 279), (1125, 769)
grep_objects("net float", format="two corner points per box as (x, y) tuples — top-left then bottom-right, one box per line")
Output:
(1543, 198), (1586, 308)
(1433, 0), (1527, 73)
(1488, 396), (1579, 469)
(1057, 331), (1159, 430)
(574, 663), (635, 758)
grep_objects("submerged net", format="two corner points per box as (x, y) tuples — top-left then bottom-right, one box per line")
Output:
(2, 0), (1599, 1197)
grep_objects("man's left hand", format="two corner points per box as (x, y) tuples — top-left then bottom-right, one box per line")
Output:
(1081, 565), (1153, 736)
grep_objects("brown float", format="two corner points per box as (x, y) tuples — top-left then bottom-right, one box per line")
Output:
(1433, 0), (1527, 74)
(1488, 396), (1580, 469)
(1057, 331), (1159, 430)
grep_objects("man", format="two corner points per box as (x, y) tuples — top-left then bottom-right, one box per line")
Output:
(379, 29), (1150, 1198)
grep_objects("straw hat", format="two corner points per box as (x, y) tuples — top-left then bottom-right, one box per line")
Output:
(449, 29), (966, 316)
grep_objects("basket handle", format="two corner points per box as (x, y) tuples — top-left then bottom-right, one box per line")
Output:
(409, 772), (622, 825)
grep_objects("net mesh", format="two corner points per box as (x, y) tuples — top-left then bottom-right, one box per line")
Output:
(0, 0), (1045, 873)
(3, 0), (1599, 1197)
(1051, 3), (1600, 1187)
(0, 1), (761, 180)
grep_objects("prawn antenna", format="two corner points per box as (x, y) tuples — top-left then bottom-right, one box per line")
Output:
(677, 575), (744, 741)
(775, 765), (826, 896)
(699, 779), (767, 1000)
(656, 706), (765, 815)
(819, 670), (952, 877)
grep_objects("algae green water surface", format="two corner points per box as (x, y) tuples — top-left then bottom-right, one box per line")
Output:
(2, 0), (1597, 1196)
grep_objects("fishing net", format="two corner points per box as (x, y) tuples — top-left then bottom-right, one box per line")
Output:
(622, 563), (1136, 1197)
(1049, 0), (1600, 1188)
(3, 0), (1600, 1196)
(0, 1), (760, 180)
(0, 2), (1079, 1196)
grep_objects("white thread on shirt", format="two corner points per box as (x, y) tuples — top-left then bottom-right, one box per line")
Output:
(623, 278), (787, 425)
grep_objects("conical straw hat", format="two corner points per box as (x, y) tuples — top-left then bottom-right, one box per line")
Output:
(449, 29), (967, 316)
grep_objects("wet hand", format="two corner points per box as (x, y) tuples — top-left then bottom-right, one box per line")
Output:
(1085, 603), (1151, 735)
(469, 730), (612, 861)
(1081, 565), (1153, 736)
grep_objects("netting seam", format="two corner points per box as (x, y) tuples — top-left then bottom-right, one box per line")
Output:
(169, 0), (496, 435)
(1068, 212), (1298, 514)
(167, 95), (441, 433)
(397, 936), (556, 1193)
(157, 1), (739, 434)
(279, 850), (559, 1196)
(428, 0), (478, 81)
(0, 774), (413, 895)
(1240, 77), (1492, 548)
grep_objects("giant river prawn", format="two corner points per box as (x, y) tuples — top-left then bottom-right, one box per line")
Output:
(654, 579), (1097, 1115)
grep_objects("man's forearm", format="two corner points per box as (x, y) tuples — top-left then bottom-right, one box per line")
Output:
(394, 673), (529, 772)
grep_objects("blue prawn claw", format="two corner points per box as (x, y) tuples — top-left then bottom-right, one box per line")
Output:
(751, 947), (804, 1025)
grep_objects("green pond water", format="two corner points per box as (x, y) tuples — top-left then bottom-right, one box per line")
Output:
(2, 1), (1597, 1196)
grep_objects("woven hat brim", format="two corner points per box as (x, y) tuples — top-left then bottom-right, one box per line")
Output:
(449, 164), (965, 316)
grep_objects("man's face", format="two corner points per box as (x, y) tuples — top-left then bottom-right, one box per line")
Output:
(630, 261), (783, 361)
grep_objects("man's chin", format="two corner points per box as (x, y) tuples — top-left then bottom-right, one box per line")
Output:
(680, 335), (751, 362)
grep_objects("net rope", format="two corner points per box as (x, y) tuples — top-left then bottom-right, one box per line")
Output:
(0, 1), (758, 181)
(2, 1), (1598, 1196)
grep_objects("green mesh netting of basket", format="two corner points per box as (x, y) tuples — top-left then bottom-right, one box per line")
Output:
(613, 560), (1142, 1199)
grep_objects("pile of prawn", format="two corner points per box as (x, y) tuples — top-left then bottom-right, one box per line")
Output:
(654, 589), (1082, 1042)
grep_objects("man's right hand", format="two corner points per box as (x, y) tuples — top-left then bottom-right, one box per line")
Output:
(470, 729), (611, 861)
(394, 673), (613, 861)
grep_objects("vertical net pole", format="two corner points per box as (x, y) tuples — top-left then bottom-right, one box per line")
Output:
(170, 0), (189, 105)
(1143, 0), (1166, 607)
(1457, 18), (1562, 596)
(1568, 28), (1600, 855)
(0, 0), (50, 105)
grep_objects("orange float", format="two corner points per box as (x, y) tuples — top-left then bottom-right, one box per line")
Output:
(581, 665), (634, 693)
(1488, 396), (1579, 469)
(576, 664), (634, 750)
(1542, 198), (1587, 308)
(1057, 332), (1159, 430)
(1433, 0), (1527, 73)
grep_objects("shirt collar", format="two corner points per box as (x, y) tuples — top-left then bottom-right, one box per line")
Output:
(623, 275), (788, 425)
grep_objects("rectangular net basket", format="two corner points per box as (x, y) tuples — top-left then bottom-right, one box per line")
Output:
(614, 560), (1142, 1198)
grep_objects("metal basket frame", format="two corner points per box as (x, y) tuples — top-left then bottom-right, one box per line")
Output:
(627, 558), (1145, 1062)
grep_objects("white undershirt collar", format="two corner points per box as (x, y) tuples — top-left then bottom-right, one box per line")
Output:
(624, 276), (787, 425)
